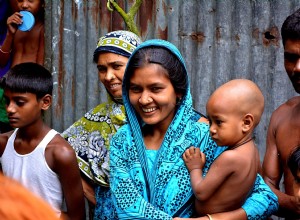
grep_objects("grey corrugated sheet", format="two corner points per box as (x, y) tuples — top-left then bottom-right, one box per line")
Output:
(45, 0), (299, 164)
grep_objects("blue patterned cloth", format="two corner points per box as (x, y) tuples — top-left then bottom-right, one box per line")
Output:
(110, 39), (278, 219)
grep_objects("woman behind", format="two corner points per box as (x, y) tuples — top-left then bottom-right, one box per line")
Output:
(62, 30), (141, 219)
(110, 39), (278, 219)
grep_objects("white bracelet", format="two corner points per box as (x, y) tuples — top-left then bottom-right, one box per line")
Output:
(0, 48), (12, 54)
(206, 214), (213, 220)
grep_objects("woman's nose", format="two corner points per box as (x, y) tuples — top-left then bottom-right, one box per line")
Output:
(105, 69), (116, 81)
(139, 92), (152, 104)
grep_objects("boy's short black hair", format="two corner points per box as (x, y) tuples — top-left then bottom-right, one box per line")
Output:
(0, 62), (53, 99)
(288, 146), (300, 178)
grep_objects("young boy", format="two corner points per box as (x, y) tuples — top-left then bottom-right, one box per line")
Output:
(182, 79), (264, 217)
(0, 63), (85, 220)
(288, 146), (300, 198)
(0, 0), (45, 67)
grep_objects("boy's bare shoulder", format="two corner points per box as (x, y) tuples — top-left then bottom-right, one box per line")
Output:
(0, 131), (14, 155)
(46, 133), (76, 164)
(0, 131), (14, 145)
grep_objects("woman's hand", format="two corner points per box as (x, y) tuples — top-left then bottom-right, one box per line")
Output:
(81, 178), (96, 205)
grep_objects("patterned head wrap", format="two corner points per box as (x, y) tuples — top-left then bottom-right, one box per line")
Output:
(93, 30), (142, 62)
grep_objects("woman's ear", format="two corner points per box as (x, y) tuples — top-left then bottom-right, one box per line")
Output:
(176, 94), (182, 105)
(242, 114), (254, 133)
(40, 94), (52, 111)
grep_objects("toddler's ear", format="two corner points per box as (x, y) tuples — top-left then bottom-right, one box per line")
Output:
(242, 114), (254, 132)
(40, 94), (52, 110)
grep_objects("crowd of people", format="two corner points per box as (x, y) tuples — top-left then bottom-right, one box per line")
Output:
(0, 1), (300, 220)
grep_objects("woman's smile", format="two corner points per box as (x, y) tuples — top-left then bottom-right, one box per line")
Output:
(141, 106), (157, 113)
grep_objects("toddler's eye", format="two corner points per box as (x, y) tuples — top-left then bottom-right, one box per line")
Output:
(216, 120), (222, 125)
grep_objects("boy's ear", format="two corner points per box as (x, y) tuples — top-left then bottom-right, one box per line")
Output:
(40, 94), (52, 110)
(242, 113), (254, 133)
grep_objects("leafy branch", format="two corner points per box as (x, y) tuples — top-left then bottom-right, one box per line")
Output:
(107, 0), (142, 36)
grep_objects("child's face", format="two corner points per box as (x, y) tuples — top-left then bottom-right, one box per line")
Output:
(17, 0), (43, 16)
(4, 89), (43, 128)
(206, 97), (244, 147)
(293, 170), (300, 197)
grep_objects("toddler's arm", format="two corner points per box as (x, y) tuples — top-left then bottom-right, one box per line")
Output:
(0, 12), (22, 67)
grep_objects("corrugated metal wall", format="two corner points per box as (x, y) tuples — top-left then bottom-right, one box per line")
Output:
(44, 0), (300, 166)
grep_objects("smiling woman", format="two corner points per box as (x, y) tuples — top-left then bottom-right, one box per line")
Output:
(97, 52), (128, 99)
(109, 39), (278, 219)
(62, 30), (142, 219)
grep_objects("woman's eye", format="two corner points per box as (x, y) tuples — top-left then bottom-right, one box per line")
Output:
(151, 87), (161, 92)
(113, 64), (122, 70)
(129, 86), (141, 93)
(97, 66), (106, 73)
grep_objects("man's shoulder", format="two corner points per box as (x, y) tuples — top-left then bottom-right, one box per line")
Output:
(284, 96), (300, 107)
(271, 96), (300, 118)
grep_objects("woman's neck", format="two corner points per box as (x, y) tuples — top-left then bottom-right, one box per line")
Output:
(142, 125), (167, 150)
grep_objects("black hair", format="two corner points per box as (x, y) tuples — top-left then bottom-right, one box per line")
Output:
(281, 8), (300, 47)
(126, 47), (187, 96)
(288, 146), (300, 178)
(0, 62), (53, 99)
(37, 0), (45, 23)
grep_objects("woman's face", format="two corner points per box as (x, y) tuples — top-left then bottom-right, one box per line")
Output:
(129, 63), (179, 130)
(97, 52), (128, 99)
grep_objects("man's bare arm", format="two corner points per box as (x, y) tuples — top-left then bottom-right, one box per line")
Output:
(262, 111), (300, 217)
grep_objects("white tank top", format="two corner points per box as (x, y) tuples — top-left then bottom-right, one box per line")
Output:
(1, 128), (63, 216)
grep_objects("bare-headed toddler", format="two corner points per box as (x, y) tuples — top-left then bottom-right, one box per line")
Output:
(183, 79), (264, 217)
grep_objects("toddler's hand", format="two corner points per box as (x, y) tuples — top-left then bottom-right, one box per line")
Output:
(7, 12), (23, 34)
(182, 147), (206, 172)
